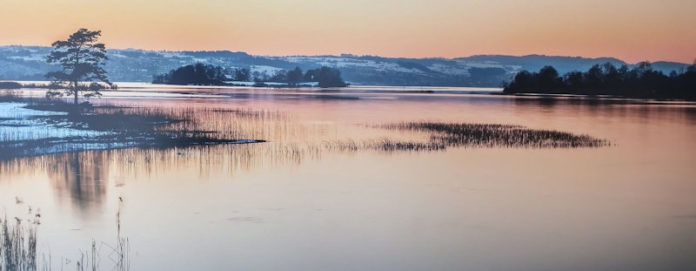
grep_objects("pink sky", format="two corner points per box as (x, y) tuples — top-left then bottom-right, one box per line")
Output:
(0, 0), (694, 63)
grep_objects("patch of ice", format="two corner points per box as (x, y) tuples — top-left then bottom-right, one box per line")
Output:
(0, 102), (112, 142)
(0, 102), (66, 119)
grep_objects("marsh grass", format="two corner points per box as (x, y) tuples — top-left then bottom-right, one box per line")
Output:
(315, 122), (607, 153)
(379, 122), (609, 150)
(0, 96), (265, 160)
(73, 200), (130, 271)
(1, 209), (40, 271)
(0, 91), (23, 103)
(1, 93), (608, 163)
(210, 108), (287, 120)
(1, 203), (130, 271)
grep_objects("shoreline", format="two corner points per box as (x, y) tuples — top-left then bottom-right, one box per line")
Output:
(6, 80), (695, 103)
(0, 96), (266, 161)
(495, 91), (696, 104)
(0, 93), (612, 161)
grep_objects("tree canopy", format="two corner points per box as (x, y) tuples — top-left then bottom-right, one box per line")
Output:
(154, 65), (348, 88)
(504, 62), (696, 100)
(304, 67), (347, 88)
(152, 63), (226, 85)
(45, 28), (111, 104)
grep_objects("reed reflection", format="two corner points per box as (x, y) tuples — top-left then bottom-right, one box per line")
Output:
(7, 95), (692, 214)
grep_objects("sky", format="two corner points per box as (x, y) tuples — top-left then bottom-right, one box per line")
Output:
(0, 0), (694, 63)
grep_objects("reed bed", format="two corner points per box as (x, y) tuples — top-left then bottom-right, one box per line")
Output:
(0, 97), (267, 160)
(1, 93), (609, 163)
(1, 209), (40, 271)
(380, 122), (609, 149)
(1, 203), (130, 271)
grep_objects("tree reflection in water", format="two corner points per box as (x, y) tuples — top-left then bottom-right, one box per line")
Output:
(48, 152), (109, 212)
(0, 98), (619, 213)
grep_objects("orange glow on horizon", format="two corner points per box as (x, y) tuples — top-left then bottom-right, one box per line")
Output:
(0, 0), (694, 64)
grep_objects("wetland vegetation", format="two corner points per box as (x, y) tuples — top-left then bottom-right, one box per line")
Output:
(380, 122), (608, 149)
(0, 91), (609, 161)
(0, 94), (265, 160)
(1, 204), (130, 271)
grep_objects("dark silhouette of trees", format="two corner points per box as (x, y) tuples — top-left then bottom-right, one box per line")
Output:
(45, 28), (112, 105)
(252, 71), (265, 82)
(287, 67), (303, 86)
(234, 68), (251, 81)
(269, 70), (288, 82)
(153, 63), (226, 85)
(504, 62), (696, 100)
(266, 66), (346, 87)
(304, 67), (347, 87)
(153, 64), (347, 88)
(537, 66), (562, 90)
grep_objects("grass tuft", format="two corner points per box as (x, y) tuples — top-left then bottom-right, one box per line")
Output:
(379, 122), (609, 150)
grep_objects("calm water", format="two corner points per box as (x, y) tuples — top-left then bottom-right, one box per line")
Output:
(1, 86), (696, 270)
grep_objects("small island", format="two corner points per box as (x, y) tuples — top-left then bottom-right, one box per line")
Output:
(503, 62), (696, 100)
(152, 63), (348, 88)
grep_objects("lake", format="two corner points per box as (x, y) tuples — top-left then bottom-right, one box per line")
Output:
(1, 85), (695, 270)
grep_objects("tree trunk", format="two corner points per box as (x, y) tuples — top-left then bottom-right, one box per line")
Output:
(73, 81), (78, 105)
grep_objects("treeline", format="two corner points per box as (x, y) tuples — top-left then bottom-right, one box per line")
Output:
(234, 66), (347, 87)
(504, 62), (696, 100)
(152, 63), (226, 85)
(153, 63), (347, 88)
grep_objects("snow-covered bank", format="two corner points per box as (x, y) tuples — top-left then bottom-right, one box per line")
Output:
(0, 101), (264, 160)
(0, 102), (111, 142)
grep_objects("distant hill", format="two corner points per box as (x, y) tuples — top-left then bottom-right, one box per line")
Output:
(0, 45), (690, 87)
(458, 55), (626, 75)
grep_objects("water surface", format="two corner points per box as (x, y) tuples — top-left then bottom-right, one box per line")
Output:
(1, 86), (695, 270)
